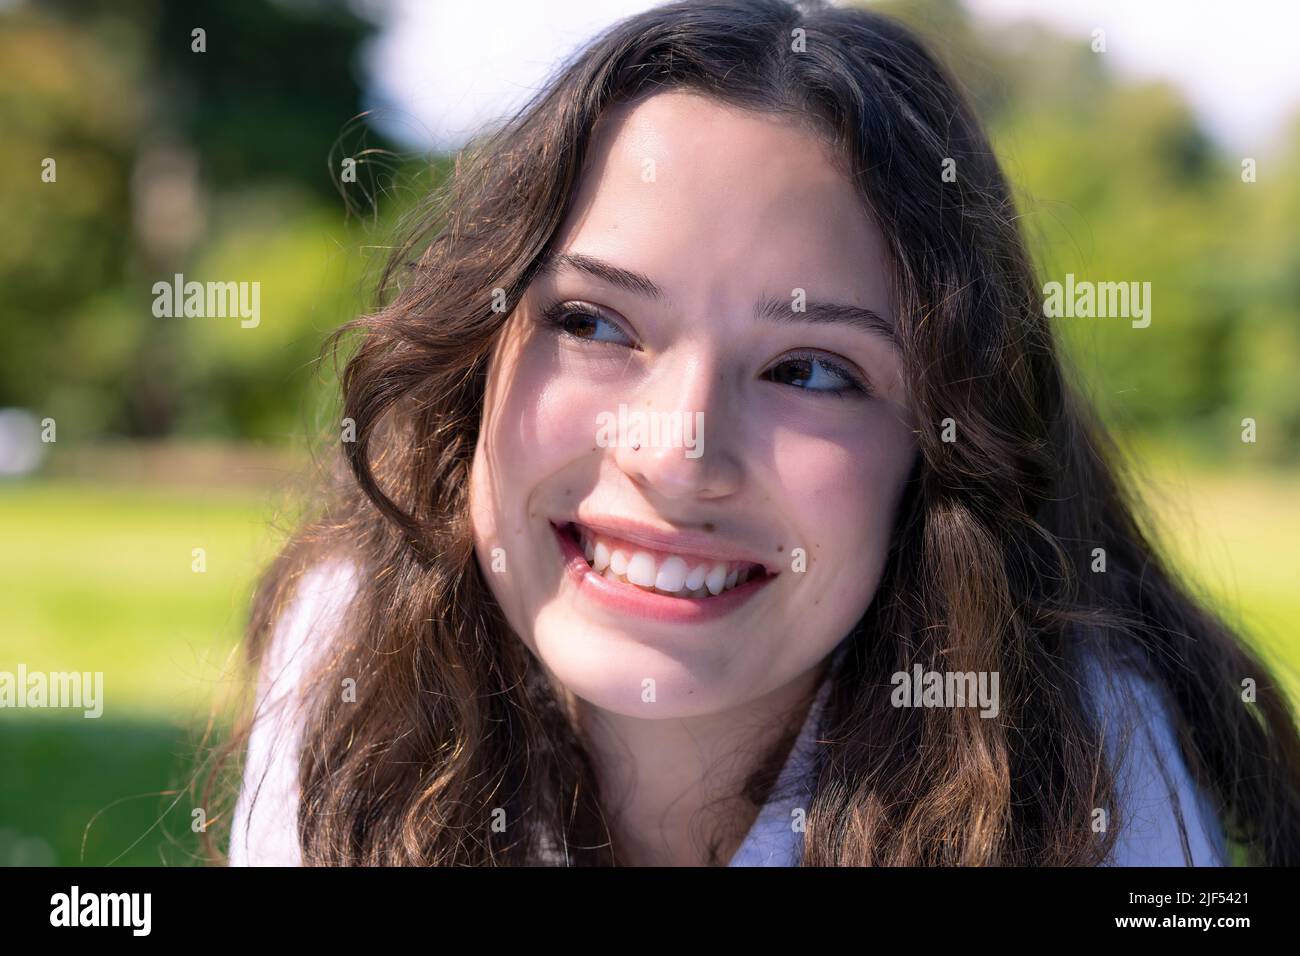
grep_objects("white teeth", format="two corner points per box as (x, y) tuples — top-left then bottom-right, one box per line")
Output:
(655, 555), (688, 592)
(571, 524), (765, 598)
(704, 562), (728, 596)
(626, 551), (657, 588)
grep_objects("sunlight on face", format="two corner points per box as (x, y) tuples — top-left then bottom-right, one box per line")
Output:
(469, 91), (917, 719)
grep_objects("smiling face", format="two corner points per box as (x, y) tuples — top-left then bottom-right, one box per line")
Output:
(469, 90), (918, 719)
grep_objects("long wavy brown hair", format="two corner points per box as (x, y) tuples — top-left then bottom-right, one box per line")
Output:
(203, 0), (1300, 865)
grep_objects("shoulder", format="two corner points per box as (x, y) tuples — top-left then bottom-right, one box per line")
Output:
(227, 558), (359, 866)
(1077, 644), (1229, 866)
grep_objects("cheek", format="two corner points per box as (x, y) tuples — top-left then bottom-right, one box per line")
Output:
(500, 348), (614, 474)
(770, 407), (915, 571)
(470, 334), (616, 577)
(474, 343), (599, 509)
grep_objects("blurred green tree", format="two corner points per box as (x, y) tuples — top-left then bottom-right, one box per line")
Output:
(2, 0), (1297, 461)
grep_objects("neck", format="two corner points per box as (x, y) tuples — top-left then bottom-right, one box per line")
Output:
(572, 664), (827, 867)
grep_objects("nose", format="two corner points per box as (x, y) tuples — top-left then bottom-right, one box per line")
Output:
(611, 350), (743, 501)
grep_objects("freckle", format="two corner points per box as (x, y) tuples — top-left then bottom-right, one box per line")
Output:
(777, 544), (783, 552)
(564, 488), (571, 495)
(703, 522), (716, 533)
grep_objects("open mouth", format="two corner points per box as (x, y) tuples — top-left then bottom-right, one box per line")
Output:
(553, 520), (774, 600)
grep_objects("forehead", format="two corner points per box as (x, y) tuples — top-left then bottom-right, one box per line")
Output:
(552, 91), (893, 313)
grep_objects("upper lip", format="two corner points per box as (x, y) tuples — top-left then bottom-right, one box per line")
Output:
(556, 514), (777, 575)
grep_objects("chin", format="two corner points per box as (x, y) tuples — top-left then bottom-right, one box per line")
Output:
(528, 612), (739, 718)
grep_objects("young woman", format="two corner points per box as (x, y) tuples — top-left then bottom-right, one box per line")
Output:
(217, 0), (1300, 866)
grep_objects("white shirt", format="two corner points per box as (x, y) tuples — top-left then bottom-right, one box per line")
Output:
(725, 642), (1228, 866)
(230, 562), (1228, 867)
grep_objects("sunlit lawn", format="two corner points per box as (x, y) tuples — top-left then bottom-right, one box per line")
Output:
(0, 478), (281, 865)
(1, 462), (1296, 865)
(1136, 459), (1300, 699)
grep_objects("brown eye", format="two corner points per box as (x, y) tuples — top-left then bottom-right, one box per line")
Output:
(542, 301), (637, 347)
(762, 353), (869, 398)
(560, 312), (598, 338)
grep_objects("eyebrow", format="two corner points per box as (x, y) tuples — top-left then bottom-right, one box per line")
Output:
(753, 294), (896, 344)
(536, 252), (896, 344)
(535, 252), (665, 301)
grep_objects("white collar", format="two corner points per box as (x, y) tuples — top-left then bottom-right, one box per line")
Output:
(727, 647), (843, 866)
(534, 644), (848, 867)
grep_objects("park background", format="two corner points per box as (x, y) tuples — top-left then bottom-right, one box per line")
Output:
(1, 0), (1297, 865)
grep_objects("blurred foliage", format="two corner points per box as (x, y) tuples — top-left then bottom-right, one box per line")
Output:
(1, 0), (1298, 457)
(881, 0), (1300, 462)
(0, 0), (405, 442)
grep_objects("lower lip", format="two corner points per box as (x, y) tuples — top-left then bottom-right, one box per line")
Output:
(551, 522), (776, 624)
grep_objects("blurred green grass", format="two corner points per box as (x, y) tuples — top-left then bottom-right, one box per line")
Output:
(1, 477), (282, 865)
(1135, 456), (1300, 700)
(0, 480), (278, 716)
(1, 464), (1297, 865)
